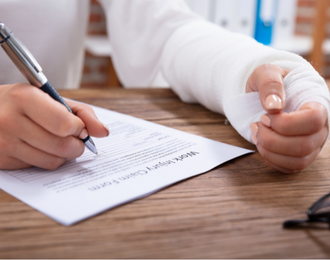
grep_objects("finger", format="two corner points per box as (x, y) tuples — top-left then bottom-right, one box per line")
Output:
(0, 156), (31, 170)
(256, 142), (321, 172)
(9, 140), (66, 170)
(66, 99), (110, 138)
(261, 102), (328, 136)
(10, 84), (85, 137)
(246, 64), (289, 113)
(14, 115), (85, 159)
(255, 122), (328, 157)
(264, 160), (298, 174)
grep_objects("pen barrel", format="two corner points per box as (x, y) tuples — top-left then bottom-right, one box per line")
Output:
(40, 81), (97, 153)
(40, 81), (72, 113)
(0, 27), (47, 87)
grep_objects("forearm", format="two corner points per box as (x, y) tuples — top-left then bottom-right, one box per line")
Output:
(161, 20), (330, 142)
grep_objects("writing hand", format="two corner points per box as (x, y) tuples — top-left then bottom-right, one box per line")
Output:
(0, 83), (109, 170)
(246, 64), (329, 173)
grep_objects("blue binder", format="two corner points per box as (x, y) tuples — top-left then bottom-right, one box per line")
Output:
(254, 0), (278, 45)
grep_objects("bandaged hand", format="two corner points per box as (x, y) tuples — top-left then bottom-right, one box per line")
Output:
(247, 64), (329, 174)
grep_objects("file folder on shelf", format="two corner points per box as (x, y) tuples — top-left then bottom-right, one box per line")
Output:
(254, 0), (278, 45)
(273, 0), (297, 42)
(236, 0), (257, 37)
(271, 0), (304, 52)
(213, 0), (257, 37)
(185, 0), (213, 21)
(261, 0), (312, 55)
(213, 0), (236, 32)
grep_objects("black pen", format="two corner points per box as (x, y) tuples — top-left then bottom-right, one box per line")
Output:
(0, 23), (98, 154)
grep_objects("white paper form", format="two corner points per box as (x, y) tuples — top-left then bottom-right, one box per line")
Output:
(0, 105), (253, 226)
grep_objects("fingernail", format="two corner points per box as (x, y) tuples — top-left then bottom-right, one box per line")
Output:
(103, 123), (110, 136)
(250, 123), (258, 145)
(79, 129), (89, 139)
(265, 94), (282, 110)
(250, 123), (258, 136)
(251, 134), (258, 145)
(261, 114), (271, 127)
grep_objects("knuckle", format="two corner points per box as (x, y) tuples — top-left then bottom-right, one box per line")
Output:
(56, 137), (84, 158)
(256, 64), (283, 85)
(260, 132), (275, 150)
(0, 156), (26, 170)
(322, 126), (329, 142)
(2, 142), (13, 156)
(310, 110), (325, 131)
(0, 157), (9, 169)
(293, 158), (309, 171)
(57, 114), (76, 137)
(76, 144), (85, 157)
(81, 103), (93, 113)
(7, 84), (25, 103)
(7, 83), (34, 104)
(276, 116), (290, 133)
(0, 113), (13, 132)
(255, 64), (276, 73)
(56, 137), (73, 156)
(262, 78), (282, 87)
(298, 138), (315, 157)
(258, 145), (270, 161)
(0, 113), (8, 126)
(0, 139), (17, 157)
(46, 158), (65, 170)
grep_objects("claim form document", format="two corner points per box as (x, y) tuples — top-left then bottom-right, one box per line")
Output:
(0, 104), (253, 225)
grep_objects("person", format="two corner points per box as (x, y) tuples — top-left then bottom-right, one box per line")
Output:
(0, 0), (329, 174)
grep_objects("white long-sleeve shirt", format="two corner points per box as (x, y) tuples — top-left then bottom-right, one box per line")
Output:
(1, 0), (329, 144)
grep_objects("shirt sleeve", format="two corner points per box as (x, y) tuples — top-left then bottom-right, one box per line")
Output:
(98, 0), (202, 87)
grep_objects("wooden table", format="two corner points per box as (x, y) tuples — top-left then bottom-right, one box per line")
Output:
(1, 88), (330, 258)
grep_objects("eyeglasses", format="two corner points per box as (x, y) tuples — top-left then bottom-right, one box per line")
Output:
(283, 192), (330, 229)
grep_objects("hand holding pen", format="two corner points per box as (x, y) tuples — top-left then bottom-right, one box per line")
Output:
(0, 23), (109, 170)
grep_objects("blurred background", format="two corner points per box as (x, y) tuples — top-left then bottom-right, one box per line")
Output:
(82, 0), (330, 88)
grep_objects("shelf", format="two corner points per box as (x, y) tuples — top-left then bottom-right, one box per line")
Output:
(84, 35), (112, 56)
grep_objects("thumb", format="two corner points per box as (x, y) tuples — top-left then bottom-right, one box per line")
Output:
(65, 99), (110, 138)
(246, 64), (289, 114)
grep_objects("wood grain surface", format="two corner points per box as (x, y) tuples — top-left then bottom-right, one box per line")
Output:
(1, 88), (330, 258)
